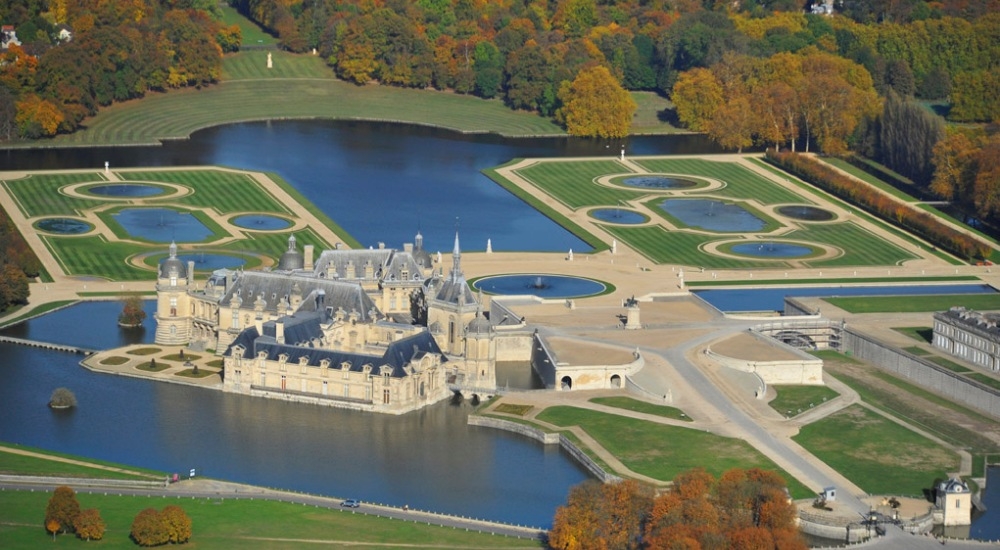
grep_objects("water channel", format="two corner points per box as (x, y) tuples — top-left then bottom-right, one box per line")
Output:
(0, 122), (721, 528)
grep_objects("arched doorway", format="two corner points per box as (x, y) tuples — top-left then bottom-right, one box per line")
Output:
(610, 374), (622, 388)
(560, 376), (572, 390)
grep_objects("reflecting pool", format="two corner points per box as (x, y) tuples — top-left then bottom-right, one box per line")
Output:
(231, 214), (293, 230)
(590, 208), (648, 224)
(620, 175), (699, 189)
(176, 253), (246, 270)
(776, 205), (835, 222)
(729, 242), (815, 258)
(660, 199), (766, 232)
(112, 208), (213, 243)
(694, 284), (997, 312)
(87, 183), (166, 197)
(474, 274), (606, 299)
(34, 218), (93, 234)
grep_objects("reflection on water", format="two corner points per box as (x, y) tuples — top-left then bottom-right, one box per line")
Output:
(0, 302), (588, 526)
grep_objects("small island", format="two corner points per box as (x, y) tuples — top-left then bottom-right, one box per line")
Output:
(48, 387), (76, 410)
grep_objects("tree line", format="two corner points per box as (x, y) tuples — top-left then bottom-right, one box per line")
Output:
(45, 485), (192, 545)
(0, 205), (38, 312)
(0, 0), (238, 139)
(547, 467), (806, 550)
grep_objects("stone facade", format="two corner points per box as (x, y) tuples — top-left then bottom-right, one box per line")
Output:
(933, 307), (1000, 372)
(935, 477), (972, 526)
(155, 233), (497, 413)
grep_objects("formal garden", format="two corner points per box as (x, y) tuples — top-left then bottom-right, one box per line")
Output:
(486, 156), (952, 270)
(0, 168), (352, 281)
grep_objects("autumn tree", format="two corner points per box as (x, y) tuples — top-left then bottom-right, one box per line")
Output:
(119, 295), (147, 327)
(556, 65), (636, 138)
(161, 505), (193, 544)
(74, 508), (105, 541)
(131, 508), (169, 547)
(548, 479), (652, 550)
(670, 68), (723, 132)
(878, 91), (945, 186)
(44, 486), (80, 536)
(708, 94), (755, 153)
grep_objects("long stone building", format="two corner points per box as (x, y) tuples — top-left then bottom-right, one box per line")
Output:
(932, 306), (1000, 373)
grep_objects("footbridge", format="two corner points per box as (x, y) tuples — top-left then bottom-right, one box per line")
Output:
(0, 336), (96, 355)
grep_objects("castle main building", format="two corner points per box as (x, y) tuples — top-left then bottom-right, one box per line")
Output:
(155, 233), (496, 414)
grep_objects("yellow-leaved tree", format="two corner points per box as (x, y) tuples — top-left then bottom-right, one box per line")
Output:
(556, 65), (636, 138)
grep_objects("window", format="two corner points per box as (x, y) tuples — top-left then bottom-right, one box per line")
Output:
(322, 381), (328, 395)
(280, 375), (286, 390)
(383, 389), (390, 404)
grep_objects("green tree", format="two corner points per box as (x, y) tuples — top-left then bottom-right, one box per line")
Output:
(950, 69), (1000, 122)
(556, 65), (636, 138)
(879, 90), (945, 185)
(74, 508), (105, 541)
(44, 486), (80, 536)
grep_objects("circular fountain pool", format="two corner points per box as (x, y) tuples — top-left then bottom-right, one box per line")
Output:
(590, 208), (648, 224)
(618, 175), (700, 189)
(34, 218), (93, 234)
(176, 253), (247, 270)
(473, 274), (607, 299)
(86, 184), (166, 197)
(231, 214), (293, 230)
(776, 205), (835, 222)
(727, 241), (817, 259)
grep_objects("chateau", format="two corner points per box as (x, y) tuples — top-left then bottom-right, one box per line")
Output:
(155, 233), (496, 414)
(932, 306), (1000, 373)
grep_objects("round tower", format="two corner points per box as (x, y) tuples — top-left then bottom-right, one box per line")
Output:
(154, 242), (192, 345)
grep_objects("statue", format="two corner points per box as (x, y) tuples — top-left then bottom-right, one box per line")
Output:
(620, 145), (625, 161)
(486, 238), (492, 254)
(267, 52), (273, 69)
(611, 239), (617, 255)
(568, 248), (573, 261)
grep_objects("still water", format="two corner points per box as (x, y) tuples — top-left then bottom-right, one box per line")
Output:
(0, 122), (720, 526)
(0, 302), (588, 527)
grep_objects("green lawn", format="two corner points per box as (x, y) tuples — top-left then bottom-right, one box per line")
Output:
(819, 157), (920, 203)
(768, 385), (840, 418)
(825, 293), (1000, 313)
(121, 169), (292, 215)
(793, 405), (959, 495)
(222, 49), (334, 81)
(966, 372), (1000, 391)
(892, 326), (933, 343)
(513, 160), (643, 209)
(635, 158), (807, 205)
(219, 4), (279, 46)
(0, 444), (164, 480)
(589, 396), (691, 421)
(789, 222), (919, 267)
(0, 491), (540, 550)
(536, 406), (812, 498)
(1, 172), (107, 217)
(925, 355), (972, 373)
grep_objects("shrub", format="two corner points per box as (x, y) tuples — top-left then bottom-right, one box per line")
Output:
(48, 387), (77, 408)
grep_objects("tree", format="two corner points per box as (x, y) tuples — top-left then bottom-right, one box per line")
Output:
(74, 508), (105, 541)
(708, 94), (755, 153)
(119, 295), (147, 327)
(49, 387), (77, 408)
(557, 65), (636, 138)
(45, 486), (80, 535)
(879, 91), (945, 185)
(161, 505), (192, 544)
(670, 68), (723, 132)
(549, 479), (652, 550)
(15, 94), (63, 138)
(131, 508), (168, 547)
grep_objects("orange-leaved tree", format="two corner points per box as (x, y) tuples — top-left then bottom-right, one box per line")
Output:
(74, 508), (106, 541)
(548, 479), (652, 550)
(44, 485), (80, 536)
(556, 65), (636, 138)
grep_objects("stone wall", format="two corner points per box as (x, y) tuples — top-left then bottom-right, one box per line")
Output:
(843, 328), (1000, 420)
(495, 333), (533, 362)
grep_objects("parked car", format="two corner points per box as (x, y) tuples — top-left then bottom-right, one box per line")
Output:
(341, 499), (360, 508)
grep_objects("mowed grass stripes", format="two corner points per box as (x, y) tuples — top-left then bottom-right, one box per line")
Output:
(790, 222), (918, 267)
(121, 169), (290, 215)
(2, 173), (107, 217)
(602, 225), (772, 269)
(637, 158), (805, 205)
(514, 160), (644, 209)
(44, 235), (152, 281)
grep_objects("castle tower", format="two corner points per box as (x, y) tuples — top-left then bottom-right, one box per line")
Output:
(464, 298), (496, 388)
(426, 232), (478, 355)
(936, 477), (972, 526)
(154, 241), (192, 345)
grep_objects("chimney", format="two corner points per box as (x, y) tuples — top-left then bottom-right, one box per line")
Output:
(304, 245), (314, 271)
(276, 320), (285, 344)
(187, 261), (195, 285)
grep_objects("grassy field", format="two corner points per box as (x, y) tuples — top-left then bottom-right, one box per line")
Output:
(793, 404), (959, 495)
(0, 444), (164, 480)
(0, 491), (540, 549)
(824, 293), (1000, 313)
(121, 169), (292, 215)
(768, 385), (840, 418)
(636, 158), (807, 205)
(1, 172), (107, 217)
(219, 5), (278, 46)
(786, 222), (918, 267)
(818, 157), (920, 203)
(892, 326), (933, 343)
(513, 160), (643, 209)
(686, 276), (978, 288)
(535, 406), (813, 498)
(589, 396), (692, 421)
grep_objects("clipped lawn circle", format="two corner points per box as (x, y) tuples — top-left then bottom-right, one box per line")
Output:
(34, 218), (93, 235)
(128, 347), (161, 356)
(136, 361), (169, 372)
(100, 356), (130, 366)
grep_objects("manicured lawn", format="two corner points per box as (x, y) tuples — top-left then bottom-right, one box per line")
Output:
(136, 361), (169, 372)
(535, 406), (812, 498)
(768, 385), (840, 418)
(635, 158), (806, 205)
(903, 346), (930, 355)
(175, 368), (217, 378)
(0, 491), (540, 550)
(1, 172), (107, 217)
(589, 396), (691, 421)
(966, 372), (1000, 391)
(0, 451), (158, 481)
(630, 92), (682, 134)
(0, 443), (165, 478)
(219, 5), (279, 47)
(825, 293), (1000, 313)
(793, 405), (959, 495)
(494, 403), (534, 416)
(513, 160), (643, 209)
(892, 326), (933, 343)
(43, 235), (152, 281)
(40, 73), (564, 148)
(121, 169), (292, 215)
(819, 157), (919, 203)
(127, 348), (161, 356)
(0, 300), (75, 329)
(602, 225), (772, 268)
(790, 222), (918, 267)
(100, 356), (130, 366)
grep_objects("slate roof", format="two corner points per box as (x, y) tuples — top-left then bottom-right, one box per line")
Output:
(225, 312), (445, 378)
(312, 248), (423, 283)
(220, 271), (378, 322)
